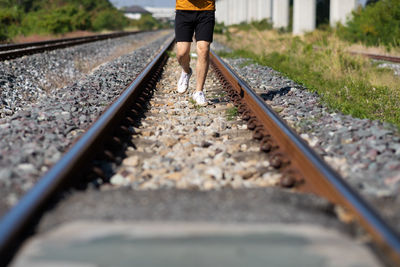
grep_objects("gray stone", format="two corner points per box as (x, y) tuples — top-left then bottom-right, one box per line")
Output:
(205, 167), (224, 180)
(110, 174), (127, 186)
(16, 163), (36, 173)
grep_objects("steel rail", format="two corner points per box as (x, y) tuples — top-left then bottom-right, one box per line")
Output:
(0, 35), (175, 264)
(0, 32), (133, 51)
(354, 52), (400, 63)
(210, 50), (400, 266)
(313, 45), (400, 64)
(0, 31), (141, 61)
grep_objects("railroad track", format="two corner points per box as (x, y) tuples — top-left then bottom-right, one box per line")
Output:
(353, 52), (400, 63)
(0, 36), (400, 266)
(0, 31), (141, 61)
(313, 45), (400, 64)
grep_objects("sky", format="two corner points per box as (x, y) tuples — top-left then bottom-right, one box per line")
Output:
(110, 0), (367, 9)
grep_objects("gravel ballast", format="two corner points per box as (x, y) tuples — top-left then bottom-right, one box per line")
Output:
(0, 31), (173, 216)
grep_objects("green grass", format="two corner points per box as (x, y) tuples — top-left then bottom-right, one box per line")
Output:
(189, 98), (196, 105)
(225, 106), (238, 121)
(233, 19), (273, 32)
(167, 51), (176, 58)
(218, 46), (400, 128)
(189, 98), (203, 111)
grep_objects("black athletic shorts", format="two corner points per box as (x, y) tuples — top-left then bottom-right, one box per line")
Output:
(175, 10), (215, 43)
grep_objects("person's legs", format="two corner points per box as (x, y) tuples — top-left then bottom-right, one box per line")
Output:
(175, 10), (214, 103)
(176, 42), (192, 93)
(195, 40), (211, 92)
(175, 10), (195, 93)
(191, 11), (214, 106)
(193, 10), (214, 94)
(176, 42), (191, 74)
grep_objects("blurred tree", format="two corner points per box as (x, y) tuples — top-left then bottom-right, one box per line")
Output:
(338, 0), (400, 47)
(0, 0), (129, 41)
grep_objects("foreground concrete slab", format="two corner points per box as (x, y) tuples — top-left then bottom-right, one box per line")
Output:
(34, 188), (346, 232)
(12, 222), (381, 267)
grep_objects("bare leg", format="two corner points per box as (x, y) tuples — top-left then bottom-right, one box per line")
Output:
(195, 41), (211, 92)
(176, 42), (191, 74)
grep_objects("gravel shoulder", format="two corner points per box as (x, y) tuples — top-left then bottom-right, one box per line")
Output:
(378, 61), (400, 77)
(0, 31), (173, 217)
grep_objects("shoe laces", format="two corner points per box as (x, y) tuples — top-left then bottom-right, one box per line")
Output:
(194, 91), (206, 101)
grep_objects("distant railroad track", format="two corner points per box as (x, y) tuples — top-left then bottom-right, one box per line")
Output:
(313, 45), (400, 64)
(352, 51), (400, 63)
(0, 31), (142, 61)
(0, 36), (400, 266)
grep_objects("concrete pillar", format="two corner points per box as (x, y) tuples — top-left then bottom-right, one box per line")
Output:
(216, 0), (229, 24)
(216, 0), (274, 26)
(224, 0), (233, 25)
(215, 0), (222, 23)
(247, 0), (258, 22)
(229, 0), (243, 25)
(272, 0), (289, 28)
(293, 0), (316, 34)
(226, 0), (233, 25)
(238, 0), (248, 24)
(330, 0), (358, 26)
(229, 0), (237, 25)
(257, 0), (272, 21)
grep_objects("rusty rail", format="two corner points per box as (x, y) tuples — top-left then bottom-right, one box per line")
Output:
(313, 45), (400, 64)
(349, 51), (400, 63)
(210, 50), (400, 266)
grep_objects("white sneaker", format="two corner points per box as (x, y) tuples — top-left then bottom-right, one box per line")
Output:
(177, 68), (192, 93)
(192, 91), (208, 106)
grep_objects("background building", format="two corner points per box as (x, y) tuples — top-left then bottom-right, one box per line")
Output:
(122, 5), (151, 20)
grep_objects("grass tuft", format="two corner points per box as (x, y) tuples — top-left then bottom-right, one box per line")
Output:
(167, 51), (176, 58)
(226, 107), (238, 121)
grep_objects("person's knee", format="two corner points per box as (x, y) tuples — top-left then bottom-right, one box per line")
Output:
(176, 43), (191, 61)
(176, 52), (188, 63)
(197, 42), (210, 58)
(177, 49), (189, 62)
